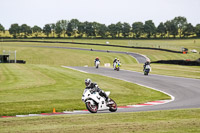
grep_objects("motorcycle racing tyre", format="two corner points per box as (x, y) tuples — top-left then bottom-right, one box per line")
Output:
(108, 99), (117, 112)
(86, 101), (98, 113)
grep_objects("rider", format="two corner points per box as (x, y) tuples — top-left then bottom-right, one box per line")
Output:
(85, 78), (109, 102)
(113, 58), (117, 64)
(117, 58), (120, 63)
(113, 58), (117, 67)
(94, 57), (100, 65)
(143, 59), (151, 71)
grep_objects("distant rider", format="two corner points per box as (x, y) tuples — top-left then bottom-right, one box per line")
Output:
(94, 57), (100, 65)
(113, 58), (117, 64)
(85, 78), (109, 102)
(113, 58), (120, 69)
(143, 60), (151, 71)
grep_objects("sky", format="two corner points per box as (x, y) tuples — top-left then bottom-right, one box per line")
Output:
(1, 0), (200, 29)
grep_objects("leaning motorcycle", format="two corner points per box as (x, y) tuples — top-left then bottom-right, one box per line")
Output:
(95, 61), (100, 69)
(114, 62), (121, 71)
(82, 89), (117, 113)
(144, 65), (151, 75)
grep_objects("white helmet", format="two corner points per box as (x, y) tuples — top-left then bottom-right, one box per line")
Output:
(85, 78), (92, 87)
(146, 59), (150, 62)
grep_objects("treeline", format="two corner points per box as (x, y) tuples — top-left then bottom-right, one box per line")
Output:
(0, 16), (200, 39)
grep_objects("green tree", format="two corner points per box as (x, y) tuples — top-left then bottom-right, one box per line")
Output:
(77, 22), (85, 38)
(9, 23), (20, 38)
(32, 25), (42, 37)
(108, 24), (117, 38)
(144, 20), (156, 38)
(132, 22), (144, 38)
(92, 22), (99, 37)
(116, 22), (122, 38)
(157, 22), (166, 38)
(166, 20), (178, 38)
(50, 23), (56, 37)
(182, 23), (194, 37)
(66, 22), (73, 37)
(20, 24), (32, 38)
(194, 24), (200, 37)
(0, 24), (5, 37)
(164, 20), (178, 38)
(122, 22), (131, 38)
(84, 21), (95, 37)
(164, 21), (171, 38)
(55, 21), (62, 38)
(95, 23), (108, 38)
(60, 20), (68, 37)
(43, 24), (51, 37)
(173, 16), (187, 38)
(70, 19), (80, 37)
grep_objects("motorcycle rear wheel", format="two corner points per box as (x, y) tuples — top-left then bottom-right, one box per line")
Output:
(86, 101), (98, 113)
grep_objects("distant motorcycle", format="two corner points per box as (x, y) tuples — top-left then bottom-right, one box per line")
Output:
(144, 65), (151, 75)
(82, 89), (117, 113)
(114, 61), (121, 71)
(95, 61), (100, 68)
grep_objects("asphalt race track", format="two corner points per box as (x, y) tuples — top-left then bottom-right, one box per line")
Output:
(65, 66), (200, 114)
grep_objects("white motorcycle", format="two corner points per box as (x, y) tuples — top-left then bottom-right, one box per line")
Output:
(144, 65), (151, 75)
(82, 89), (117, 113)
(95, 61), (100, 68)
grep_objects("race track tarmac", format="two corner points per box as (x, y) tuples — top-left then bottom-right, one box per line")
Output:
(65, 66), (200, 114)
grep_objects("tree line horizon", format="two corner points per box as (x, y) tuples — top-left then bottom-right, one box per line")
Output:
(0, 16), (200, 39)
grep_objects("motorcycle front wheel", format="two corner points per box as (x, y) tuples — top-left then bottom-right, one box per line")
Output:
(108, 99), (117, 112)
(86, 101), (98, 113)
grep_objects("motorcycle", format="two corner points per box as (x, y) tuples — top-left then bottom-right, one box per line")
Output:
(95, 61), (100, 68)
(144, 65), (151, 75)
(114, 61), (121, 71)
(82, 89), (117, 113)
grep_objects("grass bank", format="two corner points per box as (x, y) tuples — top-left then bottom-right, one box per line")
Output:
(0, 108), (200, 133)
(4, 38), (200, 52)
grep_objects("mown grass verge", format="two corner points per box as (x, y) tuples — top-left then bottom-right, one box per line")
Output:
(0, 108), (200, 133)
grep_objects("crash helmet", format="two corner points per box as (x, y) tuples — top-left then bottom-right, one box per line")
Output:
(146, 59), (150, 63)
(85, 78), (92, 87)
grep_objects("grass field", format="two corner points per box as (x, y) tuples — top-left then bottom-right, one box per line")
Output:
(0, 39), (200, 132)
(1, 41), (200, 61)
(6, 38), (200, 52)
(0, 108), (200, 133)
(1, 42), (200, 79)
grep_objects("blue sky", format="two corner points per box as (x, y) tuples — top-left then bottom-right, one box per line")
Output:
(1, 0), (200, 29)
